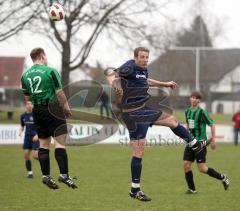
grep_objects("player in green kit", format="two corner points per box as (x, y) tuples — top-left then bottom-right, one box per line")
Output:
(21, 47), (77, 189)
(183, 91), (229, 194)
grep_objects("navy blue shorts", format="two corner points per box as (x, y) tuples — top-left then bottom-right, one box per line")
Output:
(23, 136), (39, 150)
(122, 106), (162, 140)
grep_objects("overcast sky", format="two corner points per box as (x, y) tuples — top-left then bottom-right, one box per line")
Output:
(0, 0), (240, 70)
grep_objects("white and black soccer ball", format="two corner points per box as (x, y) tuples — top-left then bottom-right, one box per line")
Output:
(49, 2), (65, 21)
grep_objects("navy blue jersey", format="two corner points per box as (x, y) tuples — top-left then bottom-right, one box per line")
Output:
(118, 60), (150, 110)
(20, 112), (37, 137)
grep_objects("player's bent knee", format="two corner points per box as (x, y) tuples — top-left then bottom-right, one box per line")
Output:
(54, 134), (68, 147)
(23, 150), (30, 160)
(24, 154), (30, 160)
(131, 139), (145, 158)
(162, 115), (178, 128)
(39, 138), (51, 149)
(198, 164), (208, 173)
(170, 116), (178, 128)
(133, 147), (145, 157)
(132, 146), (144, 157)
(32, 151), (38, 159)
(183, 161), (191, 172)
(199, 168), (206, 173)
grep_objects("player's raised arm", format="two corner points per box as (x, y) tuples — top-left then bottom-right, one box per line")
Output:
(104, 68), (123, 98)
(147, 78), (178, 89)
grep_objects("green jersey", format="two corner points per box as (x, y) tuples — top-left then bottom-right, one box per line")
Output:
(21, 64), (62, 105)
(185, 106), (214, 141)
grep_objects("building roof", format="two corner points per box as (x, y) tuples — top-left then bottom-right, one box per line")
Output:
(148, 49), (240, 84)
(0, 57), (25, 88)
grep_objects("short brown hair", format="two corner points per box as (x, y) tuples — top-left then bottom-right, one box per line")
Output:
(134, 47), (149, 57)
(30, 47), (45, 62)
(190, 91), (203, 100)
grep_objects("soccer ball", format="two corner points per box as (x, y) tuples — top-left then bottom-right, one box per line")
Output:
(49, 2), (65, 21)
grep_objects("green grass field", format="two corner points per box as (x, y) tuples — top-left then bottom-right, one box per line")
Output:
(0, 144), (238, 210)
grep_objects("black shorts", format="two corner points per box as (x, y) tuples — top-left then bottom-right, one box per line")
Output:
(33, 104), (67, 139)
(183, 145), (207, 163)
(121, 106), (162, 140)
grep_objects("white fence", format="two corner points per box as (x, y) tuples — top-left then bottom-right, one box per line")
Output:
(0, 124), (234, 145)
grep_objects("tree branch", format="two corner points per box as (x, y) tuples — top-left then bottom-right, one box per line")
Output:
(69, 0), (128, 70)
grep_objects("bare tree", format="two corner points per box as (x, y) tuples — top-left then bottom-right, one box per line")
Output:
(25, 0), (173, 92)
(0, 0), (175, 95)
(0, 0), (41, 41)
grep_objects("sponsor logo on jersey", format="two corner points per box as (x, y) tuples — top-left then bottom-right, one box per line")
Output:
(136, 74), (146, 79)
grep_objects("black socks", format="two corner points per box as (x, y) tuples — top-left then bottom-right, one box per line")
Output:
(185, 170), (196, 191)
(38, 148), (50, 175)
(131, 156), (142, 193)
(55, 148), (68, 175)
(207, 168), (223, 180)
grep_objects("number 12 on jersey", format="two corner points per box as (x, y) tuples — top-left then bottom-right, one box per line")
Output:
(27, 76), (43, 94)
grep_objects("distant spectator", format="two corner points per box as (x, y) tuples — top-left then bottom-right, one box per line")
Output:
(233, 108), (240, 146)
(7, 111), (13, 120)
(99, 90), (110, 118)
